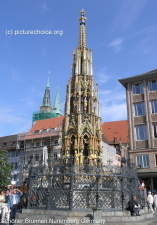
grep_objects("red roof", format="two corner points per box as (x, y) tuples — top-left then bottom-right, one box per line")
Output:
(102, 120), (129, 144)
(30, 116), (64, 132)
(25, 116), (64, 140)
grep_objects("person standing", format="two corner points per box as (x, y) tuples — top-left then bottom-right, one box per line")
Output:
(147, 191), (154, 213)
(0, 190), (7, 223)
(8, 188), (23, 225)
(153, 192), (157, 212)
(5, 189), (11, 223)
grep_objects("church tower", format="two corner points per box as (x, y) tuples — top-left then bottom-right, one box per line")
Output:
(53, 84), (62, 117)
(62, 10), (102, 163)
(32, 73), (62, 124)
(40, 73), (52, 112)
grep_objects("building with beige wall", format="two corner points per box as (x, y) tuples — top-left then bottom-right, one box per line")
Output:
(119, 69), (157, 191)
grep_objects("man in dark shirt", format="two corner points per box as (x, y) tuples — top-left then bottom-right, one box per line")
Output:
(127, 196), (140, 216)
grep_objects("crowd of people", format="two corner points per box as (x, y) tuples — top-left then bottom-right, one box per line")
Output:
(147, 191), (157, 213)
(1, 181), (157, 223)
(127, 191), (157, 216)
(0, 183), (26, 225)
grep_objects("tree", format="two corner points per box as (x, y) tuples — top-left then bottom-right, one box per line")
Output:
(0, 150), (12, 189)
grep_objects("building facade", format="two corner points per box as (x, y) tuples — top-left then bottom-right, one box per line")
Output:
(62, 10), (102, 163)
(119, 69), (157, 191)
(20, 116), (63, 179)
(0, 134), (24, 186)
(102, 120), (129, 165)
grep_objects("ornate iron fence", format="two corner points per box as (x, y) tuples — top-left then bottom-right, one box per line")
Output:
(26, 158), (142, 211)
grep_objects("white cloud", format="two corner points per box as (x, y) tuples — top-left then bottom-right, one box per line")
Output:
(0, 108), (27, 124)
(108, 38), (124, 52)
(101, 102), (127, 123)
(95, 68), (112, 84)
(0, 107), (32, 136)
(98, 86), (127, 122)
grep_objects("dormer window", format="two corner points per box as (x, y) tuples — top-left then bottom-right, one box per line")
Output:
(50, 128), (55, 132)
(11, 142), (16, 146)
(34, 130), (39, 134)
(3, 143), (6, 147)
(42, 129), (47, 133)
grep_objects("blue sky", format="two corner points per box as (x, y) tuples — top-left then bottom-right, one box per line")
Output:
(0, 0), (157, 137)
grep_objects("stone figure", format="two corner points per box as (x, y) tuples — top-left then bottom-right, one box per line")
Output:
(43, 146), (48, 167)
(79, 150), (84, 164)
(74, 150), (79, 165)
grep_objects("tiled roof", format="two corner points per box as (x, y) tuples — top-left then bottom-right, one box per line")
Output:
(144, 69), (157, 74)
(30, 116), (64, 132)
(24, 116), (64, 140)
(0, 134), (17, 150)
(102, 120), (129, 144)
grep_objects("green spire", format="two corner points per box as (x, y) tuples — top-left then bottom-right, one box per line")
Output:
(53, 84), (62, 115)
(46, 71), (50, 88)
(41, 72), (52, 107)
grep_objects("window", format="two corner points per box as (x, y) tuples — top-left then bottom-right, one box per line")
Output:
(36, 142), (40, 147)
(54, 154), (57, 159)
(54, 140), (58, 145)
(137, 155), (149, 168)
(13, 174), (17, 181)
(149, 80), (157, 91)
(151, 100), (157, 114)
(134, 103), (145, 116)
(50, 128), (55, 132)
(42, 142), (46, 147)
(3, 143), (6, 147)
(35, 154), (39, 161)
(34, 130), (39, 134)
(132, 83), (143, 95)
(155, 154), (157, 167)
(136, 125), (147, 140)
(153, 124), (157, 138)
(30, 143), (34, 148)
(11, 142), (16, 146)
(10, 151), (16, 157)
(14, 163), (18, 169)
(42, 129), (47, 133)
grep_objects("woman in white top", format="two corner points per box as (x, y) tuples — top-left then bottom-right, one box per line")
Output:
(0, 190), (7, 223)
(153, 192), (157, 212)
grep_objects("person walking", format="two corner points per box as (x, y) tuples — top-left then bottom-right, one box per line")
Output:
(147, 191), (154, 213)
(8, 188), (23, 225)
(153, 192), (157, 212)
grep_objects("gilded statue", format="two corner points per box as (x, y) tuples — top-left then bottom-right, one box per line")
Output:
(74, 150), (79, 165)
(79, 150), (84, 164)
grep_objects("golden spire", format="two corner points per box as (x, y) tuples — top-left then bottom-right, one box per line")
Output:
(78, 9), (87, 48)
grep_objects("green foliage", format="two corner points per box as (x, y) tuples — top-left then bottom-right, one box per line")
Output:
(0, 150), (12, 190)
